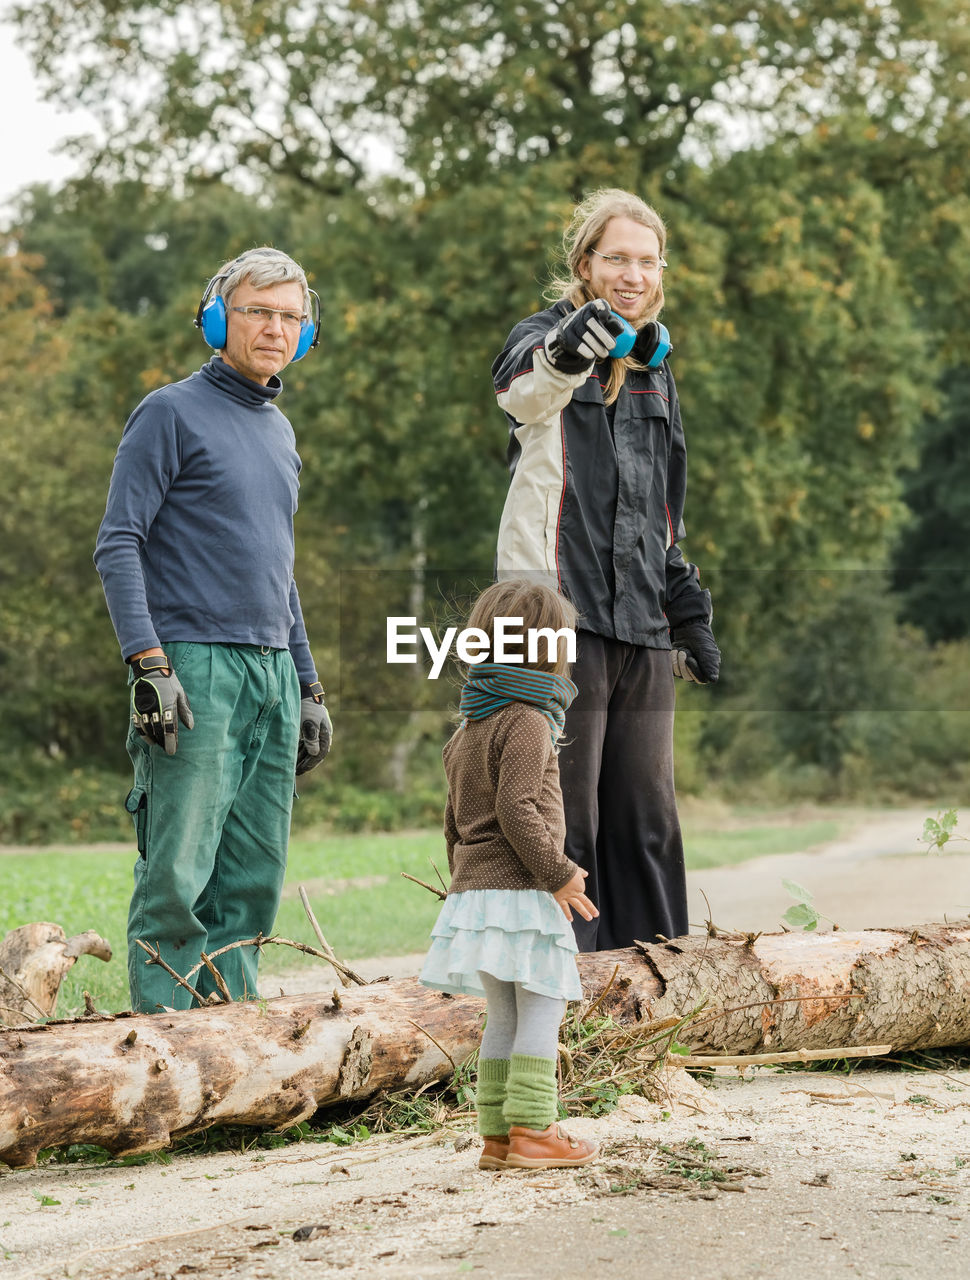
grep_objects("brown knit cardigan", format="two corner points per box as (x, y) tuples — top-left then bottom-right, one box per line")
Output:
(443, 703), (579, 894)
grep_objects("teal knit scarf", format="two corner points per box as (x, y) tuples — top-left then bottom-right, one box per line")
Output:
(459, 663), (578, 742)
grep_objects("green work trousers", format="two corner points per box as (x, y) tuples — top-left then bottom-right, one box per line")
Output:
(125, 642), (300, 1013)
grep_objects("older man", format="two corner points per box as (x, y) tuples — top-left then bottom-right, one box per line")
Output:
(95, 247), (332, 1012)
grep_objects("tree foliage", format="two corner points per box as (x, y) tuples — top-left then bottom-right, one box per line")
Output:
(12, 0), (970, 194)
(894, 368), (970, 643)
(3, 0), (970, 824)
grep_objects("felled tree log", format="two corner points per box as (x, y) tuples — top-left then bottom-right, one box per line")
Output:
(590, 921), (970, 1054)
(1, 921), (968, 1169)
(0, 923), (112, 1025)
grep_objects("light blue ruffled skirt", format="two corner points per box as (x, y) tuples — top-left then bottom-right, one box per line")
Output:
(419, 889), (583, 1002)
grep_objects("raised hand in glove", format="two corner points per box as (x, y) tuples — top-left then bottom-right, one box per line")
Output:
(296, 682), (333, 775)
(670, 617), (721, 684)
(543, 298), (627, 372)
(130, 654), (194, 753)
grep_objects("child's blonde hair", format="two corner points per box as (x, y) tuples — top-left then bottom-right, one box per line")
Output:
(466, 580), (578, 676)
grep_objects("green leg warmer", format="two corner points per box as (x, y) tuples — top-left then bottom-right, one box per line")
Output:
(475, 1057), (511, 1136)
(503, 1054), (558, 1131)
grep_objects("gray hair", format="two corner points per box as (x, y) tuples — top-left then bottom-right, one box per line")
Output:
(215, 247), (311, 317)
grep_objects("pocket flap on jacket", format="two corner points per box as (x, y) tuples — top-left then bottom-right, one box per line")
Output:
(626, 385), (670, 419)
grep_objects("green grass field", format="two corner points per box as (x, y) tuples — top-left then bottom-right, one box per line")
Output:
(0, 812), (841, 1017)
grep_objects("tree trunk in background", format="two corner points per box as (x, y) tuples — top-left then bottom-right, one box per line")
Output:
(1, 921), (968, 1169)
(385, 496), (432, 793)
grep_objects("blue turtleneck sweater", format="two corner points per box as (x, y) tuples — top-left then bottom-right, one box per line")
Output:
(94, 356), (317, 683)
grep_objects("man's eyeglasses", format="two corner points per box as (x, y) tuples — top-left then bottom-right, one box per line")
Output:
(589, 249), (667, 273)
(230, 305), (306, 328)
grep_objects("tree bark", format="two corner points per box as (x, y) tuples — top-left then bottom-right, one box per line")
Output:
(0, 923), (112, 1025)
(1, 921), (967, 1169)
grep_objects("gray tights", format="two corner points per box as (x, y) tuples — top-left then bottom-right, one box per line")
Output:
(477, 971), (566, 1061)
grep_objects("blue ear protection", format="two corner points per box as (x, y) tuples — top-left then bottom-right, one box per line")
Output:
(608, 313), (637, 358)
(194, 264), (321, 362)
(606, 314), (671, 366)
(633, 320), (672, 368)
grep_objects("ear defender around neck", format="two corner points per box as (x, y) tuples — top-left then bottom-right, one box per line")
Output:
(194, 269), (322, 363)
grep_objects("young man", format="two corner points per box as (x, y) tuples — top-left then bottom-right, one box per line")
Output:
(492, 189), (720, 951)
(95, 247), (332, 1011)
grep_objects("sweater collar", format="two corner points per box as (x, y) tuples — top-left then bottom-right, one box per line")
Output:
(200, 355), (284, 407)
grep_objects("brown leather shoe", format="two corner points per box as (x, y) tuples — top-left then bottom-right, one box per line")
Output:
(478, 1134), (511, 1170)
(506, 1123), (598, 1169)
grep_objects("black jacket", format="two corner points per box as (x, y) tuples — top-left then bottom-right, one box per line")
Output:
(492, 300), (710, 647)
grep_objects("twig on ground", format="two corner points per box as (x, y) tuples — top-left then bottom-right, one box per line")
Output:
(135, 940), (207, 1005)
(880, 1055), (970, 1089)
(64, 1215), (264, 1277)
(408, 1019), (457, 1071)
(580, 964), (620, 1022)
(182, 935), (368, 987)
(678, 1044), (893, 1068)
(199, 952), (232, 1002)
(430, 858), (448, 894)
(401, 872), (447, 901)
(298, 885), (360, 986)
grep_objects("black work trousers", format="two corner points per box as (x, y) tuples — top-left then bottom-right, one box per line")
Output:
(559, 631), (688, 952)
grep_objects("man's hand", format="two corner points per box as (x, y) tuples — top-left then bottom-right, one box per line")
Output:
(543, 298), (627, 372)
(130, 654), (194, 753)
(670, 617), (721, 684)
(296, 682), (333, 775)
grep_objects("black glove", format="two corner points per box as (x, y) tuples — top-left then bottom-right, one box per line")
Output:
(296, 682), (333, 775)
(543, 298), (627, 372)
(130, 654), (194, 754)
(670, 617), (721, 684)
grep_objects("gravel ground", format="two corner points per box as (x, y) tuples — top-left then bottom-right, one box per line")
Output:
(2, 1064), (968, 1280)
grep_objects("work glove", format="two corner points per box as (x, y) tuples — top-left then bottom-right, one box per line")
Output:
(296, 682), (333, 775)
(130, 654), (194, 753)
(670, 617), (721, 685)
(543, 298), (627, 372)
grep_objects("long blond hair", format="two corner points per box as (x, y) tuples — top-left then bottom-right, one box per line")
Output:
(546, 188), (667, 404)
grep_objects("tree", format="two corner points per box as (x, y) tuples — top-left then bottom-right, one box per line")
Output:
(893, 368), (970, 643)
(6, 1), (970, 808)
(12, 1), (970, 197)
(0, 251), (119, 763)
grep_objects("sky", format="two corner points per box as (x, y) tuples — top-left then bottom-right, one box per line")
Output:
(0, 15), (94, 214)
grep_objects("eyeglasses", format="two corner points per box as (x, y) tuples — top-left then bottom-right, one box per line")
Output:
(589, 249), (667, 272)
(230, 305), (306, 328)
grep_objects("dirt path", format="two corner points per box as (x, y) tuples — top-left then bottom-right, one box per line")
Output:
(686, 805), (970, 935)
(2, 1066), (968, 1280)
(3, 805), (969, 1278)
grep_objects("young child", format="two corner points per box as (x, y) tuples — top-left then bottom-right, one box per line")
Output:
(420, 579), (599, 1170)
